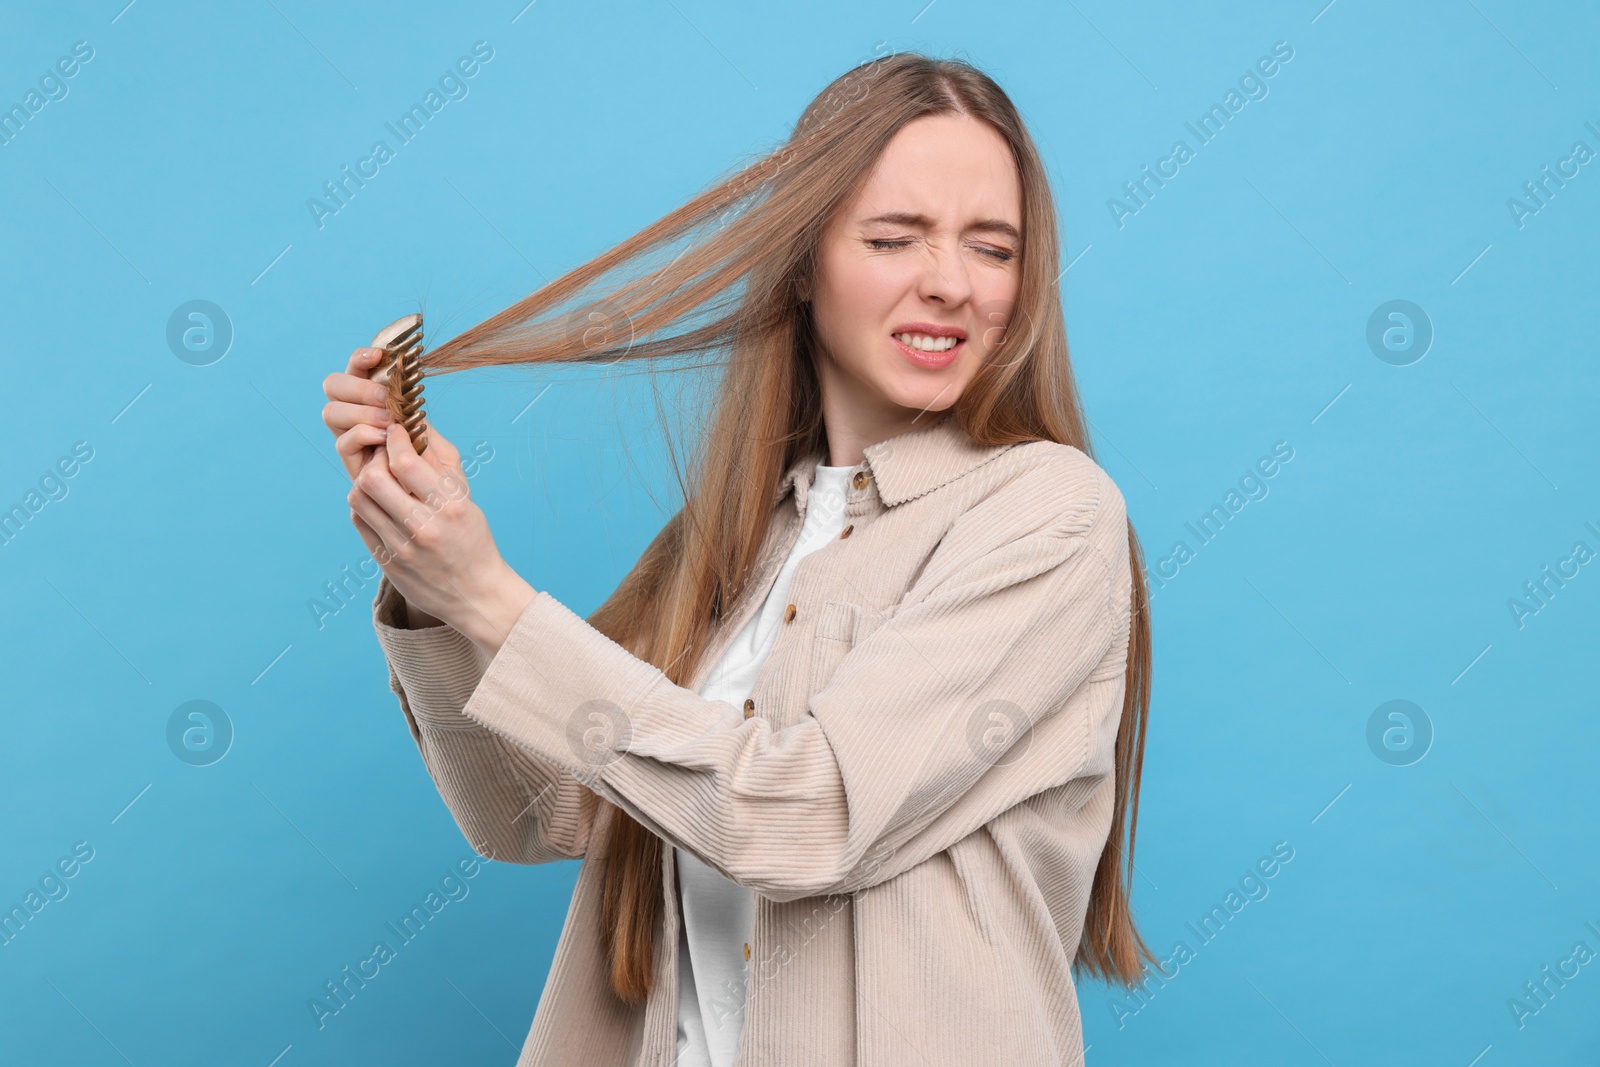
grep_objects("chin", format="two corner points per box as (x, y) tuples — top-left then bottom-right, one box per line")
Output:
(882, 380), (962, 415)
(885, 362), (969, 402)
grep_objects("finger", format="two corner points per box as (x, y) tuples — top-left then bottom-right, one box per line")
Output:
(322, 370), (390, 409)
(349, 482), (412, 551)
(350, 508), (385, 558)
(413, 420), (472, 504)
(424, 426), (476, 507)
(419, 418), (459, 467)
(336, 422), (389, 457)
(358, 441), (438, 535)
(322, 398), (394, 434)
(336, 423), (390, 479)
(344, 346), (386, 380)
(384, 422), (451, 503)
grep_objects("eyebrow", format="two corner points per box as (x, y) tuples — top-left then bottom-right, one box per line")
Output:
(859, 211), (1022, 243)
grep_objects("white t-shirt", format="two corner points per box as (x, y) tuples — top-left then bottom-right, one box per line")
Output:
(673, 460), (855, 1067)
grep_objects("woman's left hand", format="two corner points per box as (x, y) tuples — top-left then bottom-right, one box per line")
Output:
(348, 420), (536, 653)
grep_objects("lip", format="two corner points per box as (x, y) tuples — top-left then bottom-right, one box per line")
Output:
(891, 321), (966, 340)
(890, 322), (966, 369)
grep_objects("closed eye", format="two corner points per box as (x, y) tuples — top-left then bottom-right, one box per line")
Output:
(865, 237), (1015, 262)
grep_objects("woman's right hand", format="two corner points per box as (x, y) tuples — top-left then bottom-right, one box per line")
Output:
(323, 346), (448, 631)
(321, 346), (394, 480)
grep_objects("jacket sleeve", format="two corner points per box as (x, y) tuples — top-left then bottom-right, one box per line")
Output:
(453, 455), (1132, 902)
(371, 574), (599, 864)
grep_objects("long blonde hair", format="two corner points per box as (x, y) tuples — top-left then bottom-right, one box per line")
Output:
(419, 51), (1156, 1002)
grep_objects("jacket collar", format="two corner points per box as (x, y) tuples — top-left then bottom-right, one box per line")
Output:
(775, 411), (1019, 513)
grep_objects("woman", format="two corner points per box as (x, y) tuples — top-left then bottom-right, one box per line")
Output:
(322, 51), (1155, 1067)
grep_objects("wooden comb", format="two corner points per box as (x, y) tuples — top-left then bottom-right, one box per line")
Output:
(369, 313), (428, 454)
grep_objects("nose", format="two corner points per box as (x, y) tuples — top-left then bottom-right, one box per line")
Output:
(914, 234), (974, 309)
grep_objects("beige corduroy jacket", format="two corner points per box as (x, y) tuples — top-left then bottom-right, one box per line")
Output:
(370, 410), (1134, 1066)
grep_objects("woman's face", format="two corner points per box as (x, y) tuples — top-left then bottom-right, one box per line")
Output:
(808, 112), (1023, 435)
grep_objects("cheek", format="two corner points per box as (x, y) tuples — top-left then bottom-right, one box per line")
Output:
(831, 256), (902, 326)
(817, 255), (905, 363)
(972, 266), (1020, 318)
(970, 274), (1021, 360)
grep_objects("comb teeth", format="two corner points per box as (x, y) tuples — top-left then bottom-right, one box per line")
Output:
(369, 313), (428, 454)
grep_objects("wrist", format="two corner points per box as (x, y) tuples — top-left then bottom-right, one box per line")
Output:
(404, 600), (447, 630)
(459, 564), (538, 655)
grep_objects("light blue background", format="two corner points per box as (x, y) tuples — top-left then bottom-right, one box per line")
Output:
(3, 1), (1597, 1064)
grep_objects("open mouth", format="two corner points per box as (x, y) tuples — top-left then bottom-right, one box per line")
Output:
(891, 327), (965, 367)
(892, 331), (961, 353)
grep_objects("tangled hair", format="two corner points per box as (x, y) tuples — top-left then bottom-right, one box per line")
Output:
(415, 50), (1156, 1001)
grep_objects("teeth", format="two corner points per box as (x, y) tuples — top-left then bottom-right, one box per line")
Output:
(894, 332), (959, 352)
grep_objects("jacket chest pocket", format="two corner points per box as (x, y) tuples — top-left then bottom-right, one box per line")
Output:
(808, 600), (861, 697)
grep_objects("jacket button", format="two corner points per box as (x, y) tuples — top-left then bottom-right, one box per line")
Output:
(839, 524), (853, 539)
(743, 942), (751, 961)
(783, 604), (797, 622)
(852, 470), (869, 490)
(743, 699), (755, 719)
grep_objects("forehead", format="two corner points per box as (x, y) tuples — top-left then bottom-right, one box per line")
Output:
(846, 113), (1022, 229)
